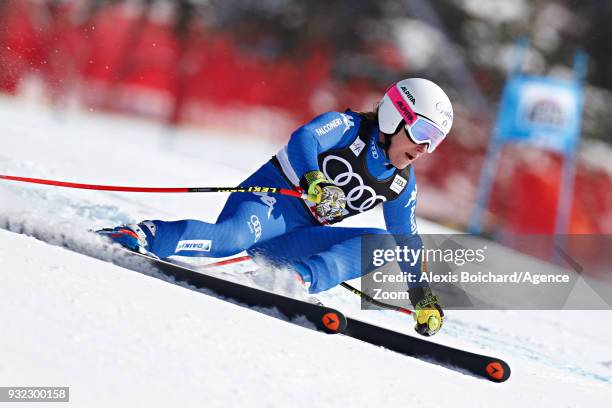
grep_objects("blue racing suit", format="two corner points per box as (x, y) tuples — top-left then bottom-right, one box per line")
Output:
(145, 110), (422, 293)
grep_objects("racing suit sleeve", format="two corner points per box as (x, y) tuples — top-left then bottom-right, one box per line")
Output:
(286, 111), (357, 179)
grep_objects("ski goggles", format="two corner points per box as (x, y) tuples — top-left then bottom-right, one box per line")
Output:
(386, 84), (446, 153)
(403, 116), (446, 154)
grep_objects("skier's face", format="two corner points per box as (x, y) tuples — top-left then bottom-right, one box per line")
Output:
(385, 130), (428, 169)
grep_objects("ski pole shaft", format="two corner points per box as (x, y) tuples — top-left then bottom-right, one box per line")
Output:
(340, 282), (414, 315)
(203, 256), (252, 269)
(0, 174), (308, 199)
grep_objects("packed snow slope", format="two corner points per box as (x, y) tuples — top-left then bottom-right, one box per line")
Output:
(1, 96), (611, 407)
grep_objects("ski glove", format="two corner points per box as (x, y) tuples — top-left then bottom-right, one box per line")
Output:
(96, 221), (156, 255)
(300, 170), (346, 220)
(410, 287), (444, 336)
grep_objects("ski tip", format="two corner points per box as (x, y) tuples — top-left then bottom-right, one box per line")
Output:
(321, 311), (347, 334)
(485, 360), (511, 382)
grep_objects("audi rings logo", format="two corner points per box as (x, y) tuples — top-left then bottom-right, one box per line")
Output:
(322, 156), (386, 212)
(248, 214), (262, 243)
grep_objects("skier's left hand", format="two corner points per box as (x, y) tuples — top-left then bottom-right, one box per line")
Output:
(96, 222), (155, 255)
(412, 290), (444, 336)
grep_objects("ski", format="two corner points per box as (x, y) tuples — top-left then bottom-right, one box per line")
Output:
(124, 251), (510, 382)
(0, 223), (509, 382)
(114, 250), (347, 334)
(343, 317), (511, 382)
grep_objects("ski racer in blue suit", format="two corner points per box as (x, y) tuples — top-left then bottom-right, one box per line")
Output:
(99, 78), (454, 336)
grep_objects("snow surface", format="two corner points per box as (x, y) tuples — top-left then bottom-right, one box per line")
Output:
(1, 96), (611, 407)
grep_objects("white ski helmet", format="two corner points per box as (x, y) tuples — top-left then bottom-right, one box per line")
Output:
(378, 78), (453, 153)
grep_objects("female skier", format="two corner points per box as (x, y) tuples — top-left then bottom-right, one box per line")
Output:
(99, 78), (453, 336)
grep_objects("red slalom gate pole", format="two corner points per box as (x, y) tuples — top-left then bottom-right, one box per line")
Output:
(0, 174), (308, 199)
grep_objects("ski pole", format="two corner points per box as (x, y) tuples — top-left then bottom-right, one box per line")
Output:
(203, 256), (252, 269)
(193, 254), (414, 315)
(0, 174), (309, 199)
(340, 282), (414, 315)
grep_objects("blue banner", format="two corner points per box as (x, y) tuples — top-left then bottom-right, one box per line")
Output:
(494, 75), (583, 155)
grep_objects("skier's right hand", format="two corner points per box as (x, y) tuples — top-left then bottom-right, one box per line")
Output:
(300, 170), (346, 220)
(410, 287), (444, 336)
